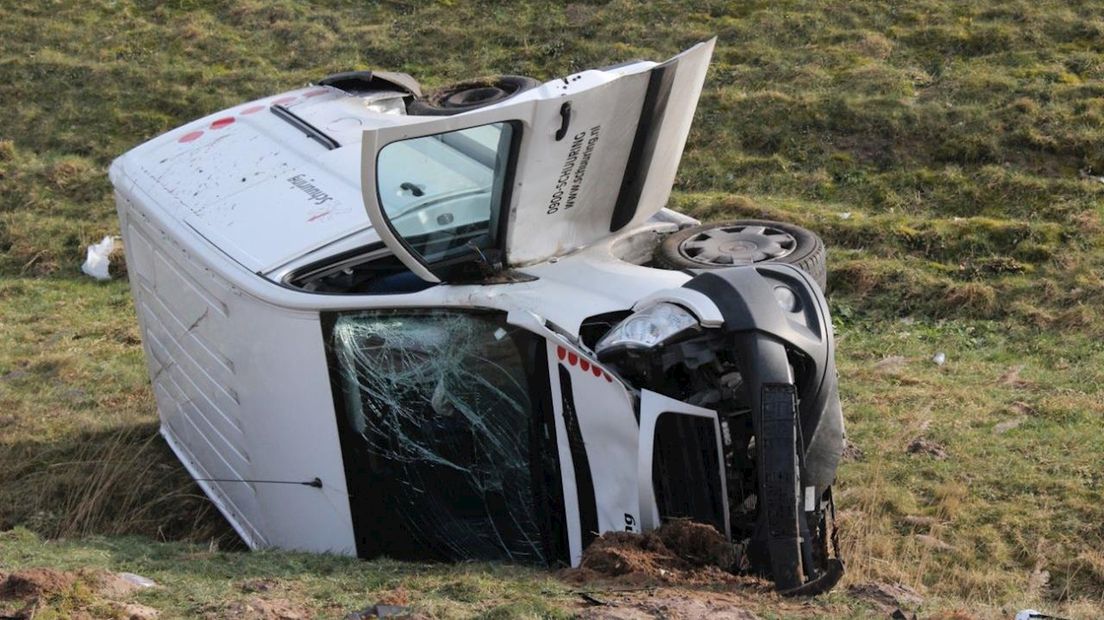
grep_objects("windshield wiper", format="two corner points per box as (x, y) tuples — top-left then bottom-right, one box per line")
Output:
(270, 104), (341, 150)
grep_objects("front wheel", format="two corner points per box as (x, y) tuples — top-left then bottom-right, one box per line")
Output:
(657, 219), (828, 291)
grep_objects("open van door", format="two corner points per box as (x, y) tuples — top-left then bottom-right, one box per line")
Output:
(361, 39), (715, 283)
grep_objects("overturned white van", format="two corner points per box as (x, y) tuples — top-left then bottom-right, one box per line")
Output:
(109, 40), (845, 593)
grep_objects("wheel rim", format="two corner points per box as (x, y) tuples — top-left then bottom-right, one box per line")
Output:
(678, 224), (798, 265)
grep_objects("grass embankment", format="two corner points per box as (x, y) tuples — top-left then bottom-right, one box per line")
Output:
(2, 1), (1103, 618)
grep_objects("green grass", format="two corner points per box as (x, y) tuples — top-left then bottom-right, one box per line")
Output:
(2, 0), (1104, 618)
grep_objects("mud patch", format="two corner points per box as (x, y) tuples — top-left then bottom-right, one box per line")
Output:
(564, 521), (743, 586)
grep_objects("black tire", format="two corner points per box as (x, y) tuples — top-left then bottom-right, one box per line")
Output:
(407, 75), (541, 116)
(657, 219), (827, 291)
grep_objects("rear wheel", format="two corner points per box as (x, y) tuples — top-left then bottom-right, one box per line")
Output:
(407, 75), (540, 116)
(657, 219), (827, 290)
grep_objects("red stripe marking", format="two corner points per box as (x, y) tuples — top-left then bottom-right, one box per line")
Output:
(567, 352), (578, 366)
(591, 365), (602, 377)
(307, 211), (331, 222)
(273, 96), (297, 105)
(178, 130), (203, 143)
(556, 346), (566, 360)
(304, 89), (329, 97)
(603, 371), (613, 382)
(240, 105), (264, 115)
(210, 117), (235, 129)
(580, 360), (590, 372)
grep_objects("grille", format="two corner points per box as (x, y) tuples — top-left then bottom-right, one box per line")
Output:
(651, 413), (727, 534)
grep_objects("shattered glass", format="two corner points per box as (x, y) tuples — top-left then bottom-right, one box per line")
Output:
(333, 310), (547, 563)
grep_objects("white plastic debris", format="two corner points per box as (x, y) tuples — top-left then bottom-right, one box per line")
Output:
(838, 211), (852, 220)
(931, 352), (946, 366)
(81, 235), (115, 281)
(119, 572), (157, 588)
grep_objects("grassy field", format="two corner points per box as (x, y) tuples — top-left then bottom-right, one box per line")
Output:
(2, 0), (1103, 618)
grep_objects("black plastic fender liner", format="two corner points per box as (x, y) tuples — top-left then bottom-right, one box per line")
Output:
(682, 264), (843, 491)
(738, 333), (806, 590)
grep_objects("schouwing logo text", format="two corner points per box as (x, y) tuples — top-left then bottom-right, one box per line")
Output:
(288, 173), (334, 206)
(546, 125), (601, 215)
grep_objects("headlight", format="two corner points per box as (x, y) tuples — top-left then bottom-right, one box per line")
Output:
(594, 302), (700, 357)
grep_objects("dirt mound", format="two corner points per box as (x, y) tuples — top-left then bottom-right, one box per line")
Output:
(565, 521), (741, 586)
(0, 568), (76, 599)
(653, 520), (736, 568)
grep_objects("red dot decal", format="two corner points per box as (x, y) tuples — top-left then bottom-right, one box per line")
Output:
(178, 130), (203, 143)
(210, 117), (235, 130)
(580, 360), (590, 372)
(304, 89), (328, 97)
(273, 96), (297, 105)
(556, 346), (566, 361)
(567, 352), (578, 366)
(240, 105), (264, 115)
(592, 365), (602, 377)
(603, 372), (613, 382)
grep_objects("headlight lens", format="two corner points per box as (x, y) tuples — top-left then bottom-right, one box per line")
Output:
(594, 302), (699, 356)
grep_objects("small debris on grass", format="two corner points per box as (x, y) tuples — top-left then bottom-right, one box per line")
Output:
(915, 534), (955, 552)
(931, 352), (946, 366)
(84, 569), (153, 598)
(118, 572), (157, 589)
(81, 235), (117, 281)
(848, 581), (923, 615)
(907, 437), (947, 459)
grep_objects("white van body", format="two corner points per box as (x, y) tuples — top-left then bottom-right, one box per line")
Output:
(110, 40), (845, 592)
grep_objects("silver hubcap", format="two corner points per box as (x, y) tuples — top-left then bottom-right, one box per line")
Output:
(678, 224), (798, 265)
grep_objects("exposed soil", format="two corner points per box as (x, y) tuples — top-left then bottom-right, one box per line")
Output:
(0, 568), (76, 599)
(563, 521), (746, 587)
